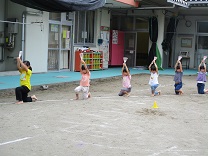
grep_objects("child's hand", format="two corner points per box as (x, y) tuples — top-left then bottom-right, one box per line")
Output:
(123, 63), (126, 66)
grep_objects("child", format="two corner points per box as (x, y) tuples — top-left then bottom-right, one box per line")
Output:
(74, 60), (91, 100)
(196, 60), (208, 94)
(174, 60), (183, 95)
(15, 57), (37, 104)
(148, 59), (161, 96)
(118, 63), (131, 96)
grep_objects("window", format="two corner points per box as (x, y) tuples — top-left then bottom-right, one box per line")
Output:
(49, 13), (61, 21)
(197, 22), (208, 33)
(198, 36), (208, 49)
(197, 21), (208, 49)
(74, 11), (95, 45)
(135, 18), (148, 30)
(120, 16), (134, 31)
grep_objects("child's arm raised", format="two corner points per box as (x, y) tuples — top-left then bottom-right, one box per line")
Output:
(148, 60), (154, 72)
(178, 60), (183, 72)
(17, 57), (28, 72)
(174, 60), (178, 71)
(80, 60), (83, 73)
(16, 57), (21, 71)
(124, 63), (130, 76)
(198, 61), (203, 72)
(203, 60), (206, 72)
(82, 60), (90, 73)
(122, 63), (125, 73)
(153, 60), (158, 73)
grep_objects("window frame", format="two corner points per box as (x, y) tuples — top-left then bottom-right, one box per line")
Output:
(74, 11), (96, 46)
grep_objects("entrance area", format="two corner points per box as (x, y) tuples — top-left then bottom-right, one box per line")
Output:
(124, 32), (149, 67)
(124, 33), (136, 67)
(136, 32), (149, 66)
(111, 15), (149, 68)
(48, 24), (72, 70)
(48, 13), (73, 71)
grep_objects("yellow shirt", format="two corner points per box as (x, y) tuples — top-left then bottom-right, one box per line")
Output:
(20, 69), (32, 90)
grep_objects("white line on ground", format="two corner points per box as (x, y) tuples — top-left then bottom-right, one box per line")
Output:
(72, 139), (131, 150)
(0, 102), (14, 105)
(149, 146), (177, 156)
(93, 96), (119, 99)
(0, 99), (68, 105)
(0, 137), (32, 146)
(37, 99), (68, 102)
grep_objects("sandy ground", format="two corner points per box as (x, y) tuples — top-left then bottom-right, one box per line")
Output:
(0, 74), (208, 156)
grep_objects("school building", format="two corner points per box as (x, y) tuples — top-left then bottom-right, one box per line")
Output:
(0, 0), (208, 73)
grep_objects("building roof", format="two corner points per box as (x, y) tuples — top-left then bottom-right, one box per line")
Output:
(10, 0), (105, 12)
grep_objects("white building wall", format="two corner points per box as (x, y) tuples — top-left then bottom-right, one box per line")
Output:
(96, 9), (110, 69)
(175, 16), (208, 69)
(25, 8), (49, 73)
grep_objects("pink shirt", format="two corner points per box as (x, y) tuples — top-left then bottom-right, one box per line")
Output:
(80, 72), (90, 86)
(123, 75), (131, 88)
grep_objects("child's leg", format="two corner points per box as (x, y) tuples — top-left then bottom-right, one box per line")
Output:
(82, 87), (89, 100)
(197, 83), (205, 94)
(21, 86), (33, 102)
(204, 89), (208, 93)
(74, 86), (82, 100)
(88, 92), (91, 98)
(150, 86), (155, 96)
(31, 95), (38, 101)
(151, 84), (159, 96)
(119, 88), (130, 96)
(118, 88), (125, 96)
(175, 83), (183, 95)
(124, 88), (131, 97)
(15, 86), (24, 104)
(174, 84), (179, 95)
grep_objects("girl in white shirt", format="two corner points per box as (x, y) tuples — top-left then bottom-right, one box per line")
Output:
(148, 59), (161, 97)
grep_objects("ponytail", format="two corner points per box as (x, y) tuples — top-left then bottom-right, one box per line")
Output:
(29, 66), (32, 71)
(23, 60), (32, 71)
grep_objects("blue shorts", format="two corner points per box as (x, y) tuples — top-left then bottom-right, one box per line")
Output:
(174, 82), (182, 95)
(150, 84), (159, 95)
(197, 83), (205, 94)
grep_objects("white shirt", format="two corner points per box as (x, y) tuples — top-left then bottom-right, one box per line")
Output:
(149, 72), (159, 85)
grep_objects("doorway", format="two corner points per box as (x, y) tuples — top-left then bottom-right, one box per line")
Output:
(48, 24), (72, 70)
(136, 32), (149, 66)
(124, 32), (136, 67)
(60, 25), (71, 69)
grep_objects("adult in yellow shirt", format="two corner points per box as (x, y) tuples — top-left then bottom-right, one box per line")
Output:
(15, 57), (37, 104)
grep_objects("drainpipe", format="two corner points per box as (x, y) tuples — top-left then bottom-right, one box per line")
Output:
(21, 11), (43, 61)
(22, 13), (25, 61)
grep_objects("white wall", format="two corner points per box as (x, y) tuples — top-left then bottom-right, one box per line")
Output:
(25, 8), (49, 73)
(175, 16), (208, 69)
(96, 9), (110, 69)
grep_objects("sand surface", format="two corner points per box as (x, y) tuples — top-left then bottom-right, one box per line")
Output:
(0, 74), (208, 156)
